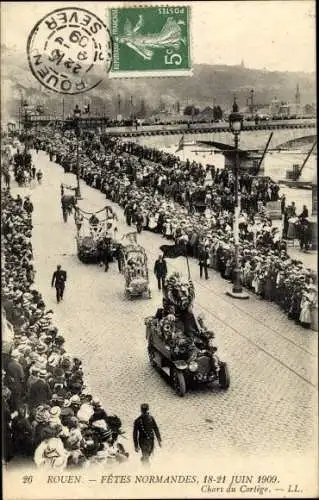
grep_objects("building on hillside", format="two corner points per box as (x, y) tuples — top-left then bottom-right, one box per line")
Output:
(269, 97), (281, 117)
(275, 102), (301, 118)
(198, 106), (215, 121)
(269, 85), (302, 118)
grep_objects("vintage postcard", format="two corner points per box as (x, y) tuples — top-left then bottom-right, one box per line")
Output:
(1, 1), (317, 499)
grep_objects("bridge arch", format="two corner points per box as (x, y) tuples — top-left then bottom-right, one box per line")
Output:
(275, 134), (317, 151)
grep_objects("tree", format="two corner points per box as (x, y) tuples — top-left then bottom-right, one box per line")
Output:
(213, 105), (223, 120)
(176, 101), (181, 113)
(303, 103), (315, 115)
(183, 105), (200, 116)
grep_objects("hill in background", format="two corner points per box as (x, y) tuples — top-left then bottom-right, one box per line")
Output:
(1, 43), (316, 123)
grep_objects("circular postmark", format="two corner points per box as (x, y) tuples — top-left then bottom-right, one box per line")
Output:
(27, 7), (113, 95)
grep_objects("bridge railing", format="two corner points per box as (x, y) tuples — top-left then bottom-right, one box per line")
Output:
(25, 117), (316, 136)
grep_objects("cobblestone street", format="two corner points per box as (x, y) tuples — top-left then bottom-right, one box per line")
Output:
(12, 150), (318, 470)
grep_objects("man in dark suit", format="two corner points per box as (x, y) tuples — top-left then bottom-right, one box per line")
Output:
(154, 254), (167, 290)
(27, 369), (52, 411)
(133, 404), (162, 464)
(51, 265), (67, 303)
(198, 245), (209, 279)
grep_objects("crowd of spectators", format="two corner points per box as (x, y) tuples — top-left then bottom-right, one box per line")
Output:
(35, 131), (318, 330)
(2, 189), (129, 468)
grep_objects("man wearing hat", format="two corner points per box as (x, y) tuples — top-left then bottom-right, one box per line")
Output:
(198, 244), (210, 280)
(6, 350), (25, 411)
(23, 196), (34, 215)
(153, 254), (168, 291)
(51, 265), (67, 303)
(89, 398), (108, 427)
(27, 369), (52, 410)
(133, 404), (162, 464)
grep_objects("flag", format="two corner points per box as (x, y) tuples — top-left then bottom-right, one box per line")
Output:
(175, 135), (184, 153)
(160, 243), (186, 259)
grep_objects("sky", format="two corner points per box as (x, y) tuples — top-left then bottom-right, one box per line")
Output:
(1, 0), (316, 72)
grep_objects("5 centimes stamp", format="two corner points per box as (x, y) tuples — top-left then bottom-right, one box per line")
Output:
(27, 7), (113, 94)
(108, 4), (192, 78)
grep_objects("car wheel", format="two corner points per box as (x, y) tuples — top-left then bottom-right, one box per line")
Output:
(218, 362), (230, 390)
(148, 344), (157, 368)
(172, 368), (186, 397)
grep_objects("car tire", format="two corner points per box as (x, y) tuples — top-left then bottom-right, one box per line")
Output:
(218, 362), (230, 390)
(172, 368), (187, 397)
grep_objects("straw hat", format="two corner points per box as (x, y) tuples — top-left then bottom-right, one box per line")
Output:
(50, 406), (62, 419)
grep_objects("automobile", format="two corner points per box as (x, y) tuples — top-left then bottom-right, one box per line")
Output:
(145, 316), (230, 397)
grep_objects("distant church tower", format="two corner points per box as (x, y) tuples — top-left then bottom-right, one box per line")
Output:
(295, 84), (301, 105)
(295, 84), (301, 116)
(240, 59), (245, 68)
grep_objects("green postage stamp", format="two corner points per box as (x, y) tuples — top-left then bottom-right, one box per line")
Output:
(108, 5), (192, 78)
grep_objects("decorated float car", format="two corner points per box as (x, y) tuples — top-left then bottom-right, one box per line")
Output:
(122, 243), (151, 299)
(76, 207), (118, 263)
(145, 272), (230, 396)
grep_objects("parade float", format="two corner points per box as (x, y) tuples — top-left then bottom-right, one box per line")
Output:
(75, 206), (118, 264)
(121, 232), (151, 299)
(145, 272), (230, 396)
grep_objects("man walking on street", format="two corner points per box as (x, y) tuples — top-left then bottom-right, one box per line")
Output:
(198, 245), (209, 279)
(74, 208), (83, 233)
(51, 264), (67, 303)
(133, 404), (162, 464)
(23, 196), (33, 215)
(36, 169), (43, 184)
(97, 237), (112, 272)
(154, 254), (167, 290)
(114, 243), (123, 273)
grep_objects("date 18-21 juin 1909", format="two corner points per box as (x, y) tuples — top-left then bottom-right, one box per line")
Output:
(23, 472), (303, 496)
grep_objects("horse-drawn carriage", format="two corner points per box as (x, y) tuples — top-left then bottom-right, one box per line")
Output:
(12, 149), (32, 186)
(121, 242), (151, 299)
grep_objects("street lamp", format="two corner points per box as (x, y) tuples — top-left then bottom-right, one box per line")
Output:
(227, 98), (249, 300)
(73, 105), (82, 200)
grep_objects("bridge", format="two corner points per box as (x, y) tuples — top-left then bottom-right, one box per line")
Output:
(23, 116), (316, 151)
